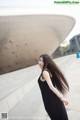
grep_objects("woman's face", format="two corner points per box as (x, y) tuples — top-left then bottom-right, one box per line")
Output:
(38, 57), (44, 69)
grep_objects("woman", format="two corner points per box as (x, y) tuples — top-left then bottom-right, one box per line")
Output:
(38, 54), (69, 120)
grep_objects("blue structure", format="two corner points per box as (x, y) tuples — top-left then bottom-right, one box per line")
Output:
(76, 52), (80, 58)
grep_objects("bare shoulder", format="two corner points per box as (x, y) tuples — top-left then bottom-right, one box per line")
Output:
(43, 69), (52, 77)
(43, 70), (50, 77)
(40, 71), (49, 81)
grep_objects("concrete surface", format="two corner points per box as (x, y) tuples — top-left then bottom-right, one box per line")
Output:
(0, 65), (41, 113)
(0, 15), (75, 74)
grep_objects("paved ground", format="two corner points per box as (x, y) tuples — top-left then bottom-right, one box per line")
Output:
(1, 54), (80, 120)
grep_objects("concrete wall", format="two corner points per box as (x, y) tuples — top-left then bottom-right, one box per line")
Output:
(0, 15), (75, 74)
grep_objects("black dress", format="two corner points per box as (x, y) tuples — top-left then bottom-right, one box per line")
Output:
(38, 71), (68, 120)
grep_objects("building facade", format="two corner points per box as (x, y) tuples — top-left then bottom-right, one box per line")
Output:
(70, 34), (80, 53)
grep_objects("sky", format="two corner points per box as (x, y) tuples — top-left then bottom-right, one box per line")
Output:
(0, 0), (80, 46)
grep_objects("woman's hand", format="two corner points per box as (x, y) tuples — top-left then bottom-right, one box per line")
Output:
(61, 97), (69, 105)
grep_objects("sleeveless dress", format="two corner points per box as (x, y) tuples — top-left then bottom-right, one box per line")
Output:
(38, 71), (68, 120)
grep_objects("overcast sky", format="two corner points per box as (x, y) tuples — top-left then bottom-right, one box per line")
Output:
(0, 0), (80, 45)
(0, 0), (52, 7)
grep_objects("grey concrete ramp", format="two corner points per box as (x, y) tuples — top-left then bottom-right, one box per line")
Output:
(1, 54), (79, 120)
(0, 65), (41, 114)
(1, 54), (80, 120)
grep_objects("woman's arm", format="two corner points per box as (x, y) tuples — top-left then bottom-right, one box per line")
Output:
(43, 70), (69, 105)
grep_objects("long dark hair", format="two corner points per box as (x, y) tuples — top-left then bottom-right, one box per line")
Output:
(39, 54), (69, 94)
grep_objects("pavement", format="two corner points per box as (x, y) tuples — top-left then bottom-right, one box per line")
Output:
(0, 53), (80, 120)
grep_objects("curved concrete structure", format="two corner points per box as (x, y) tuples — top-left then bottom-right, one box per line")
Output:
(0, 15), (75, 74)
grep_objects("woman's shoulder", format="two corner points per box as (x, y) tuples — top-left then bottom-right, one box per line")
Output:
(43, 68), (52, 78)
